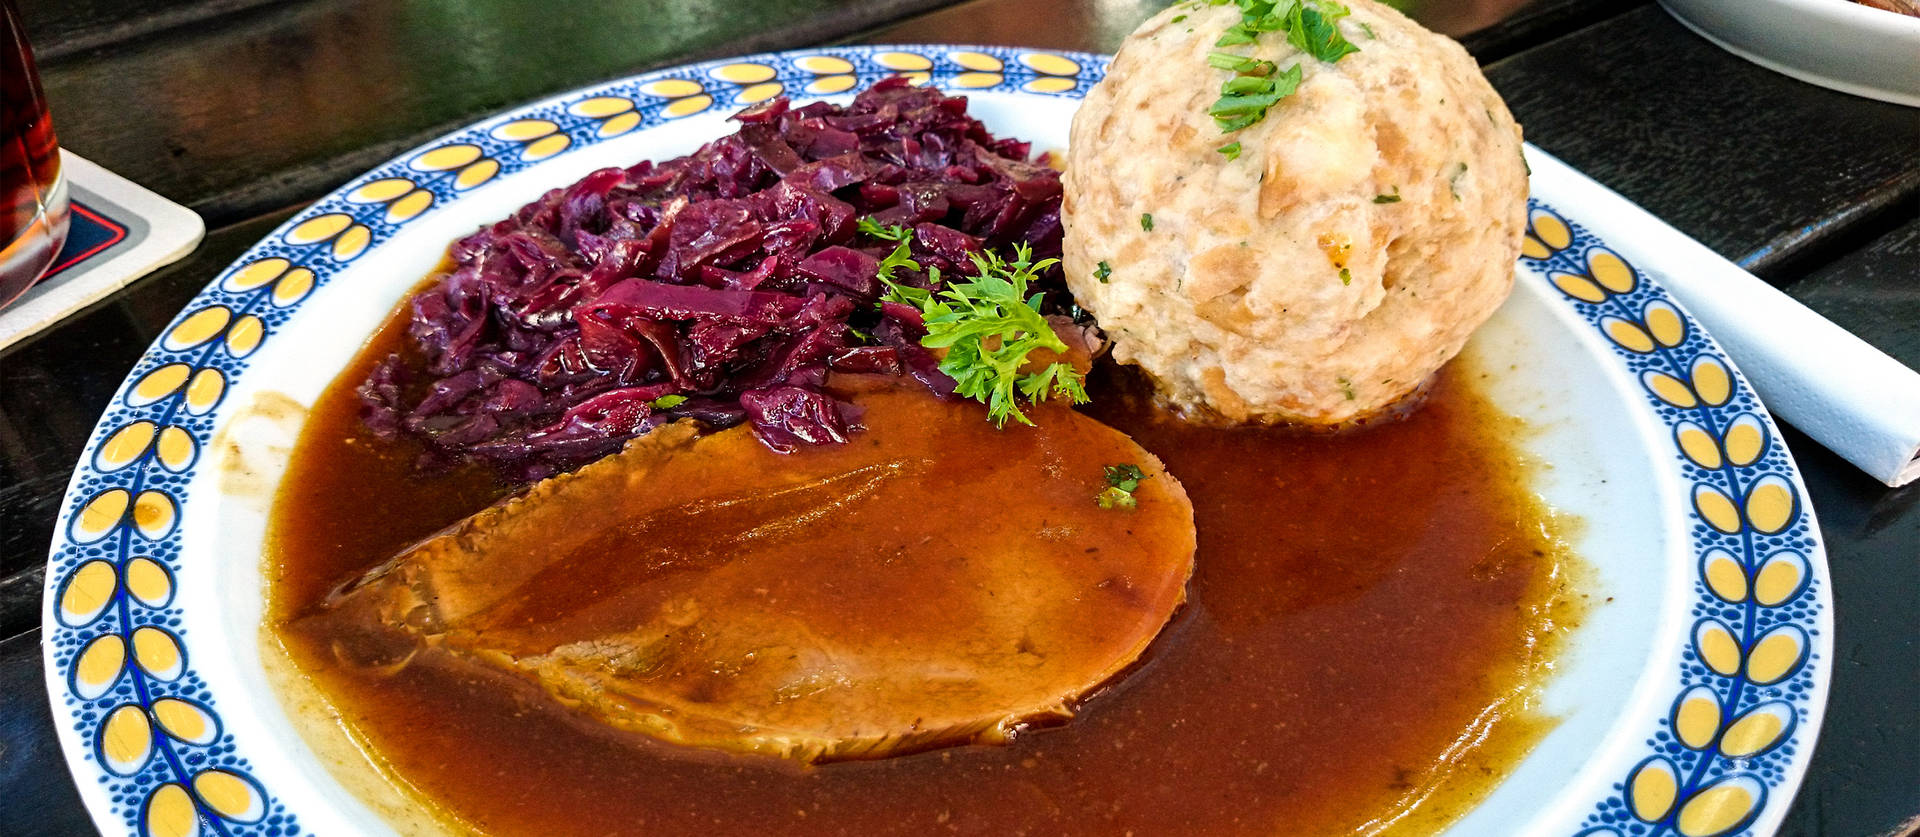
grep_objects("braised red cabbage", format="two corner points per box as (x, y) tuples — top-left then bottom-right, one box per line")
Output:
(360, 78), (1068, 480)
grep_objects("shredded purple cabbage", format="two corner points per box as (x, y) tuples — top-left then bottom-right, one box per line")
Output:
(360, 78), (1068, 481)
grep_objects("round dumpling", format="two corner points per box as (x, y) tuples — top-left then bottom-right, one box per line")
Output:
(1062, 0), (1528, 425)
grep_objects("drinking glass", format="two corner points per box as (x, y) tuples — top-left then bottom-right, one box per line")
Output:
(1, 0), (68, 311)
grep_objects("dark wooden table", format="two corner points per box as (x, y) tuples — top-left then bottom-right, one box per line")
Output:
(2, 0), (1914, 834)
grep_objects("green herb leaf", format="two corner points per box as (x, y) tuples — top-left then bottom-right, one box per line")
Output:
(1373, 187), (1401, 203)
(650, 394), (688, 409)
(1097, 463), (1151, 509)
(1105, 463), (1148, 491)
(880, 244), (1089, 428)
(1337, 376), (1356, 401)
(1215, 0), (1347, 45)
(1221, 75), (1274, 95)
(857, 217), (914, 242)
(1141, 213), (1155, 231)
(1095, 261), (1113, 283)
(1338, 267), (1352, 285)
(1019, 361), (1089, 405)
(1172, 13), (1188, 22)
(1207, 52), (1276, 75)
(875, 240), (921, 287)
(1218, 140), (1242, 159)
(1215, 27), (1259, 46)
(1205, 0), (1356, 136)
(1288, 0), (1359, 62)
(1213, 113), (1259, 133)
(1207, 63), (1301, 133)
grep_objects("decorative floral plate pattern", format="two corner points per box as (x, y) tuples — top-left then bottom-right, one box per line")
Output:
(43, 44), (1829, 837)
(1516, 206), (1826, 837)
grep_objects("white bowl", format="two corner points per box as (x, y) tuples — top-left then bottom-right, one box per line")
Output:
(1661, 0), (1920, 105)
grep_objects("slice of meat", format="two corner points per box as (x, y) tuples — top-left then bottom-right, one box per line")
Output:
(321, 383), (1195, 764)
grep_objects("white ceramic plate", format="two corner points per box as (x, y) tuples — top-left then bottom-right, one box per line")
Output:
(1660, 0), (1920, 105)
(43, 45), (1831, 837)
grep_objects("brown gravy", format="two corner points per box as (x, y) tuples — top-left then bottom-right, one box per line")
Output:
(266, 307), (1576, 836)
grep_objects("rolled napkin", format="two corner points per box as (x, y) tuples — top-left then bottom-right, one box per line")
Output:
(1530, 148), (1920, 487)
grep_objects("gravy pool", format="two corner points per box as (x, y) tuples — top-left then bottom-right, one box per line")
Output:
(265, 308), (1578, 836)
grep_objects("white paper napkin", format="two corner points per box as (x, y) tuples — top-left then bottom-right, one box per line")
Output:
(1530, 148), (1920, 487)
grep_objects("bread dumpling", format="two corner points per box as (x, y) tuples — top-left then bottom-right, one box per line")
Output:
(1063, 0), (1527, 425)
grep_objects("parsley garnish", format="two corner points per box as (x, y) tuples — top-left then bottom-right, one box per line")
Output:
(1338, 267), (1352, 285)
(1286, 0), (1358, 61)
(1337, 377), (1355, 400)
(875, 239), (920, 285)
(1208, 63), (1301, 132)
(1204, 0), (1358, 136)
(857, 217), (913, 242)
(1373, 187), (1401, 203)
(1207, 51), (1278, 75)
(1097, 463), (1150, 509)
(1173, 12), (1188, 21)
(650, 394), (688, 409)
(880, 244), (1089, 427)
(1141, 213), (1155, 231)
(1218, 140), (1242, 160)
(1208, 0), (1360, 56)
(1095, 261), (1113, 283)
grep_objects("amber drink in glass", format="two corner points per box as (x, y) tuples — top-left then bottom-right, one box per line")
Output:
(1, 0), (68, 311)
